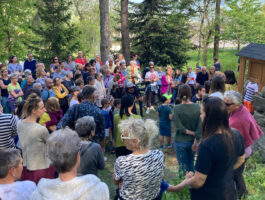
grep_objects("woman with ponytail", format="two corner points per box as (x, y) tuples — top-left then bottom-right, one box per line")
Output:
(17, 94), (55, 184)
(113, 94), (141, 158)
(173, 84), (201, 177)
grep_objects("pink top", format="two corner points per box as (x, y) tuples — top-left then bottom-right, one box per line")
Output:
(229, 105), (264, 149)
(161, 75), (172, 94)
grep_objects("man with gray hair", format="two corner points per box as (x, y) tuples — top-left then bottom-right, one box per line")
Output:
(31, 128), (109, 200)
(22, 75), (34, 99)
(196, 66), (209, 86)
(41, 78), (55, 103)
(57, 85), (105, 145)
(23, 52), (36, 73)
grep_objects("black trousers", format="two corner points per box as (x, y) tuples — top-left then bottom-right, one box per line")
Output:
(146, 87), (156, 107)
(234, 159), (248, 198)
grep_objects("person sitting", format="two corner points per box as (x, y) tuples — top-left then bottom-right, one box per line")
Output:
(75, 116), (105, 176)
(0, 149), (36, 200)
(113, 117), (164, 200)
(35, 67), (47, 88)
(30, 128), (109, 200)
(191, 85), (205, 104)
(52, 64), (65, 79)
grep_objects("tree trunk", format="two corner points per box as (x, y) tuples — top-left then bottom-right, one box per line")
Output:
(121, 0), (130, 65)
(213, 0), (221, 58)
(203, 29), (212, 66)
(99, 0), (110, 64)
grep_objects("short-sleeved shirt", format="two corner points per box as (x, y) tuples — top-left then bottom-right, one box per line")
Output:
(158, 105), (171, 127)
(196, 72), (209, 86)
(188, 72), (196, 85)
(191, 95), (202, 104)
(8, 63), (23, 74)
(75, 58), (87, 65)
(0, 180), (36, 200)
(114, 150), (164, 200)
(214, 62), (221, 71)
(244, 82), (258, 102)
(7, 83), (22, 102)
(145, 71), (159, 86)
(64, 61), (75, 71)
(190, 130), (244, 200)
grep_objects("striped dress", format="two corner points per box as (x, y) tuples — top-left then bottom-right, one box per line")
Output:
(0, 114), (17, 149)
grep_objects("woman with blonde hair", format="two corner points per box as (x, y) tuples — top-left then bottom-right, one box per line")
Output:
(53, 77), (69, 114)
(17, 94), (55, 184)
(208, 66), (216, 80)
(35, 67), (47, 88)
(161, 65), (174, 95)
(113, 117), (164, 200)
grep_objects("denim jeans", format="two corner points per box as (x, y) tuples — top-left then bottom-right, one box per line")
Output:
(1, 96), (11, 113)
(174, 141), (195, 177)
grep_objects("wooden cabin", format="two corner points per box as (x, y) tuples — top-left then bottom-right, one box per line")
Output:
(236, 43), (265, 93)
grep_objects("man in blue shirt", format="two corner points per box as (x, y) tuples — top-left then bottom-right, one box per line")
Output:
(57, 85), (105, 144)
(41, 78), (55, 103)
(24, 52), (36, 73)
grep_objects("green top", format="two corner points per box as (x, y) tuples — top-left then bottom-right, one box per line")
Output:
(173, 103), (201, 142)
(113, 113), (141, 147)
(7, 83), (22, 102)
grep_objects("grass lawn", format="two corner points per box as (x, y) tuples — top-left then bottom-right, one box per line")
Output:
(186, 48), (239, 74)
(98, 49), (264, 200)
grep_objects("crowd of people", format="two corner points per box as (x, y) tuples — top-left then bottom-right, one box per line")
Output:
(0, 51), (264, 200)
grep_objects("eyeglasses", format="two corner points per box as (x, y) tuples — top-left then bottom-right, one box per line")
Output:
(225, 102), (234, 107)
(120, 134), (135, 141)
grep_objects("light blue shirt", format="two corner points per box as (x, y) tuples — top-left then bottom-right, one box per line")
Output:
(8, 63), (23, 74)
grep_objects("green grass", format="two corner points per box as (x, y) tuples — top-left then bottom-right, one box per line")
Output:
(99, 49), (262, 200)
(186, 48), (239, 73)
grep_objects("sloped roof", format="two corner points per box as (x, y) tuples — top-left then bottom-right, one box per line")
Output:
(236, 43), (265, 61)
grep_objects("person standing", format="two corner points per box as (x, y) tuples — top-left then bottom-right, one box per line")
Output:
(24, 52), (36, 73)
(187, 67), (196, 96)
(224, 90), (264, 198)
(17, 94), (55, 184)
(50, 56), (59, 74)
(196, 66), (209, 86)
(75, 51), (87, 67)
(64, 54), (75, 72)
(53, 77), (69, 114)
(243, 81), (258, 114)
(57, 85), (105, 145)
(127, 60), (139, 84)
(8, 56), (23, 76)
(7, 74), (23, 113)
(173, 84), (201, 177)
(213, 57), (221, 71)
(0, 69), (11, 113)
(0, 104), (17, 149)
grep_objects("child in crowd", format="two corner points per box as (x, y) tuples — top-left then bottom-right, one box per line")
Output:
(158, 94), (172, 150)
(45, 97), (63, 133)
(113, 98), (121, 115)
(69, 86), (80, 107)
(77, 92), (83, 104)
(191, 85), (205, 104)
(87, 76), (95, 86)
(244, 80), (259, 114)
(101, 98), (112, 154)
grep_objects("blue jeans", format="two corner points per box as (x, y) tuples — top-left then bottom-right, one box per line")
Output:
(174, 141), (195, 177)
(1, 96), (11, 113)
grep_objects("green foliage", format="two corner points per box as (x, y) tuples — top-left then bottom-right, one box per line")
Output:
(129, 0), (194, 68)
(30, 0), (79, 65)
(222, 0), (265, 49)
(163, 178), (190, 200)
(0, 0), (35, 63)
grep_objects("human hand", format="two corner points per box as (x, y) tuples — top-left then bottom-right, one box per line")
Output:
(185, 171), (194, 179)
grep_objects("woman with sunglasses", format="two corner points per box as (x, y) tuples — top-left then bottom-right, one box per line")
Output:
(113, 117), (164, 200)
(113, 94), (141, 158)
(224, 90), (263, 198)
(50, 56), (59, 74)
(170, 96), (245, 200)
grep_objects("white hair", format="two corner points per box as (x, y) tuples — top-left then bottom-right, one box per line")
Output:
(224, 90), (242, 106)
(118, 117), (158, 150)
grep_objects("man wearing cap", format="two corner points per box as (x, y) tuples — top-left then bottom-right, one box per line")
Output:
(124, 82), (143, 117)
(196, 66), (209, 86)
(126, 60), (139, 84)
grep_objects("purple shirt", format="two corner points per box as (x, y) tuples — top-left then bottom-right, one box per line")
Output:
(8, 63), (23, 74)
(103, 75), (114, 89)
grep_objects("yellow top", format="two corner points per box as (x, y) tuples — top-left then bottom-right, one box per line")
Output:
(225, 84), (238, 92)
(39, 112), (51, 126)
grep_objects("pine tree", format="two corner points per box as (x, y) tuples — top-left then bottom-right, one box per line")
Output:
(129, 0), (192, 68)
(29, 0), (79, 65)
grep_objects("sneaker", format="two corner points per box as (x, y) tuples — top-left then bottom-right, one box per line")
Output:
(146, 108), (150, 114)
(151, 106), (156, 111)
(167, 144), (172, 149)
(104, 157), (107, 161)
